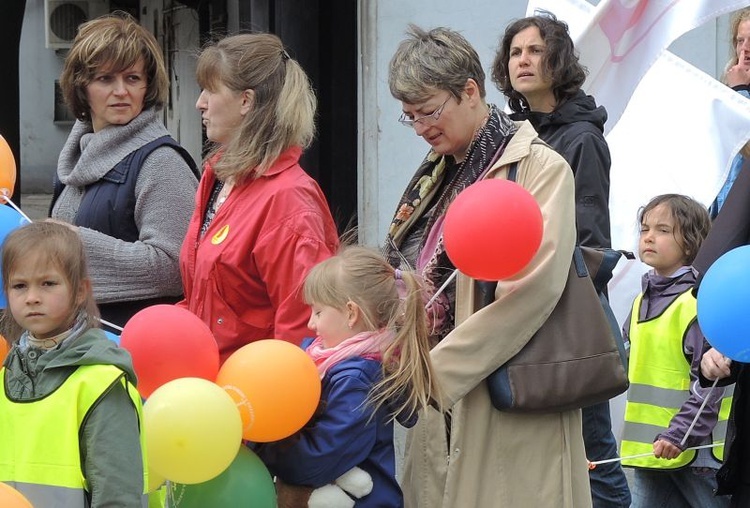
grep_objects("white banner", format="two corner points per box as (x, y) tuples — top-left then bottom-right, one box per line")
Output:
(577, 0), (749, 133)
(607, 50), (750, 327)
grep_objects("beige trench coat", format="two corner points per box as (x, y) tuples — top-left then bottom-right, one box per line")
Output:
(401, 121), (592, 508)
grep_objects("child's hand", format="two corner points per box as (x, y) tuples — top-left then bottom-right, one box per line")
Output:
(701, 348), (732, 380)
(653, 439), (681, 460)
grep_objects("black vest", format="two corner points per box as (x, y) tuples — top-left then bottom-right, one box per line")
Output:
(50, 135), (201, 328)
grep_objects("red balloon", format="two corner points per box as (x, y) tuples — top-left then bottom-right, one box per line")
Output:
(120, 305), (220, 398)
(443, 179), (543, 280)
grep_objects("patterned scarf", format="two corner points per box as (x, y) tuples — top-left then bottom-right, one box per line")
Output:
(382, 105), (517, 340)
(306, 330), (394, 378)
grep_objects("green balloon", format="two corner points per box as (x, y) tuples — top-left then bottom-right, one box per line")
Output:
(168, 447), (276, 507)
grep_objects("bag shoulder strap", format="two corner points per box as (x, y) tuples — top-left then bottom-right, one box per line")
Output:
(507, 160), (634, 291)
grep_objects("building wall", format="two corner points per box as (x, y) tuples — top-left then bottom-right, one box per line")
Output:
(19, 0), (79, 192)
(19, 0), (202, 193)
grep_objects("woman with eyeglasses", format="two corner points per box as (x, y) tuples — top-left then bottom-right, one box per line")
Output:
(383, 25), (591, 507)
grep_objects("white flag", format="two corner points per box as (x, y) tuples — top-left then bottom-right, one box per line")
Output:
(607, 50), (750, 327)
(576, 0), (749, 133)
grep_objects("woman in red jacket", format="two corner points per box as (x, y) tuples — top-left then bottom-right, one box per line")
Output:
(179, 33), (339, 362)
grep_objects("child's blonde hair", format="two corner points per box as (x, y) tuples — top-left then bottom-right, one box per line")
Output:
(1, 222), (99, 340)
(304, 245), (443, 420)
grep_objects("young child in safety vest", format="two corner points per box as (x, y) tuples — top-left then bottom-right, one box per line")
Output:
(0, 222), (149, 507)
(621, 194), (733, 507)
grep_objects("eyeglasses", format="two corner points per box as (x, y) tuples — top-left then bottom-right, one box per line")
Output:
(398, 95), (452, 128)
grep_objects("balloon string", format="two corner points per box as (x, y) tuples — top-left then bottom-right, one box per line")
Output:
(99, 318), (124, 333)
(425, 269), (458, 309)
(681, 377), (720, 447)
(590, 442), (722, 466)
(0, 196), (33, 224)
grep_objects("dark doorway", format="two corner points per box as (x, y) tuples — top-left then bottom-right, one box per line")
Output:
(200, 0), (358, 234)
(1, 1), (26, 206)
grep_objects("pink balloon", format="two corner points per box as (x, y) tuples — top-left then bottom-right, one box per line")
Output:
(443, 179), (543, 280)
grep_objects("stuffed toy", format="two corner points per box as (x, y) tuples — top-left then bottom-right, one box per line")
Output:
(308, 466), (373, 508)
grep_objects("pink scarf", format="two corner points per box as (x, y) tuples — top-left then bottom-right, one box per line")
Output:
(306, 330), (393, 378)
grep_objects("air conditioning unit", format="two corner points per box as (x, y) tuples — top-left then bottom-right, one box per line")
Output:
(44, 0), (110, 50)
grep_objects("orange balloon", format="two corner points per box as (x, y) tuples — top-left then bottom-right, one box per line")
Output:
(0, 483), (33, 508)
(0, 335), (9, 365)
(0, 136), (17, 198)
(216, 340), (321, 442)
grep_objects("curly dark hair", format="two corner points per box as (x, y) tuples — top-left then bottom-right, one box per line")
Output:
(492, 11), (586, 112)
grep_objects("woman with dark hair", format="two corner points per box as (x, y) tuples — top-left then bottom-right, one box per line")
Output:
(493, 12), (630, 508)
(493, 11), (610, 248)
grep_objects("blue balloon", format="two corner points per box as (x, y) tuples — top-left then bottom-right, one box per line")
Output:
(697, 245), (750, 362)
(104, 330), (121, 346)
(0, 205), (30, 309)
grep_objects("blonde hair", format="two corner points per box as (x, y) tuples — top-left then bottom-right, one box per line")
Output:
(1, 222), (99, 340)
(196, 33), (316, 182)
(60, 11), (168, 121)
(726, 8), (750, 158)
(304, 245), (443, 421)
(726, 8), (750, 75)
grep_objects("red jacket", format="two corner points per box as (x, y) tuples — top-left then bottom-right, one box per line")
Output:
(179, 147), (339, 362)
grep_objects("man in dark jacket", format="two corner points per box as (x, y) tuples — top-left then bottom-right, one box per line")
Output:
(493, 11), (629, 507)
(697, 157), (750, 507)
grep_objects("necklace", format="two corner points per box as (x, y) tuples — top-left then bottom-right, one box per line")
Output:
(216, 179), (234, 206)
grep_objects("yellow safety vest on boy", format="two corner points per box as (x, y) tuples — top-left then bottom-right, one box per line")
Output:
(621, 290), (732, 469)
(0, 364), (150, 507)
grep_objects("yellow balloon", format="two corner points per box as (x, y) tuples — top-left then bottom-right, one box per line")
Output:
(144, 378), (242, 484)
(0, 136), (17, 197)
(147, 467), (166, 493)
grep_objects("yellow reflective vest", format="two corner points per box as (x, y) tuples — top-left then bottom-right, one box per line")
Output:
(0, 364), (149, 507)
(621, 290), (732, 469)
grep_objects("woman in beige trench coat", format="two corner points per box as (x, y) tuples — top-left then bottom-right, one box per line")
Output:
(383, 25), (592, 507)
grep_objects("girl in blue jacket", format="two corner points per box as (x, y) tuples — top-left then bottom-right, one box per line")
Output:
(255, 245), (442, 507)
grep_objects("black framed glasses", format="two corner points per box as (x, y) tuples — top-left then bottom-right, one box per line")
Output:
(398, 95), (452, 128)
